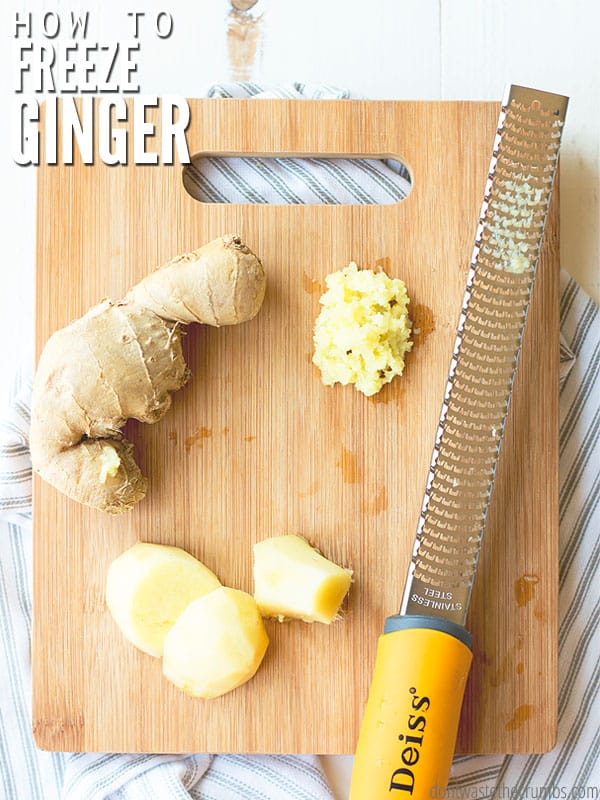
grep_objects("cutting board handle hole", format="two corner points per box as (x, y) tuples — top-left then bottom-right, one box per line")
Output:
(182, 153), (412, 205)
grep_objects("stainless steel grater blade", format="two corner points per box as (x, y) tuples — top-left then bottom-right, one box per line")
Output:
(400, 85), (568, 625)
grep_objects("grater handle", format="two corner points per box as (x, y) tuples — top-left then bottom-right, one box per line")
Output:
(350, 620), (472, 800)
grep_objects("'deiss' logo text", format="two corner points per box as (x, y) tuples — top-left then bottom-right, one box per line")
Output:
(389, 686), (431, 795)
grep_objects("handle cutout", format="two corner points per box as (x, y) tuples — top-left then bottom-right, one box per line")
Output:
(182, 153), (412, 205)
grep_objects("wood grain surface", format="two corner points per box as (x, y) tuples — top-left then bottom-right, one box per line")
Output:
(32, 99), (558, 755)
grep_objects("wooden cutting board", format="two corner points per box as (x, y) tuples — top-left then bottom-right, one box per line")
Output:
(32, 99), (558, 755)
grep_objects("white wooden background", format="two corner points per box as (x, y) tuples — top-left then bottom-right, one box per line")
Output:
(0, 2), (598, 797)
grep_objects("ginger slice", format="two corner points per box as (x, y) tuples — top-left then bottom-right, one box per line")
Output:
(106, 542), (221, 658)
(163, 587), (269, 699)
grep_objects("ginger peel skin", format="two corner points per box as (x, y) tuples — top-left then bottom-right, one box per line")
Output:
(30, 235), (266, 514)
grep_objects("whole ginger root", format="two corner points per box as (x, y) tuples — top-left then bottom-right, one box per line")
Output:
(30, 235), (266, 514)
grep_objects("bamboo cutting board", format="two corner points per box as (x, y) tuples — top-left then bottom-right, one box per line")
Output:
(32, 99), (558, 755)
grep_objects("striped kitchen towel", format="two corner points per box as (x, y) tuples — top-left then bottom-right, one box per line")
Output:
(1, 83), (598, 800)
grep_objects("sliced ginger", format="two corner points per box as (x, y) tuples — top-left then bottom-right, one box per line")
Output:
(163, 587), (269, 699)
(253, 535), (353, 623)
(107, 535), (351, 699)
(106, 542), (221, 658)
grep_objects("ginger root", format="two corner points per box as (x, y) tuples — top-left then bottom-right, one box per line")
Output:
(30, 234), (266, 514)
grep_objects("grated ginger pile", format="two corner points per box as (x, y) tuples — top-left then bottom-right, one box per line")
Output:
(312, 262), (412, 396)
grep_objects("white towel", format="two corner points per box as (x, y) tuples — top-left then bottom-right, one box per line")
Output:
(1, 83), (597, 800)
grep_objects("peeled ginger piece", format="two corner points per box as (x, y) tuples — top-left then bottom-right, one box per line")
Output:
(163, 587), (269, 699)
(253, 535), (352, 623)
(106, 542), (221, 657)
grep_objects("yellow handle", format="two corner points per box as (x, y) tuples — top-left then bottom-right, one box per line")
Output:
(350, 620), (472, 800)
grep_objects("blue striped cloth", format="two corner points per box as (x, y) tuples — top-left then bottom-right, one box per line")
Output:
(1, 83), (598, 799)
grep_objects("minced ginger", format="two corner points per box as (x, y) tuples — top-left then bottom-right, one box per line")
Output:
(312, 262), (412, 396)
